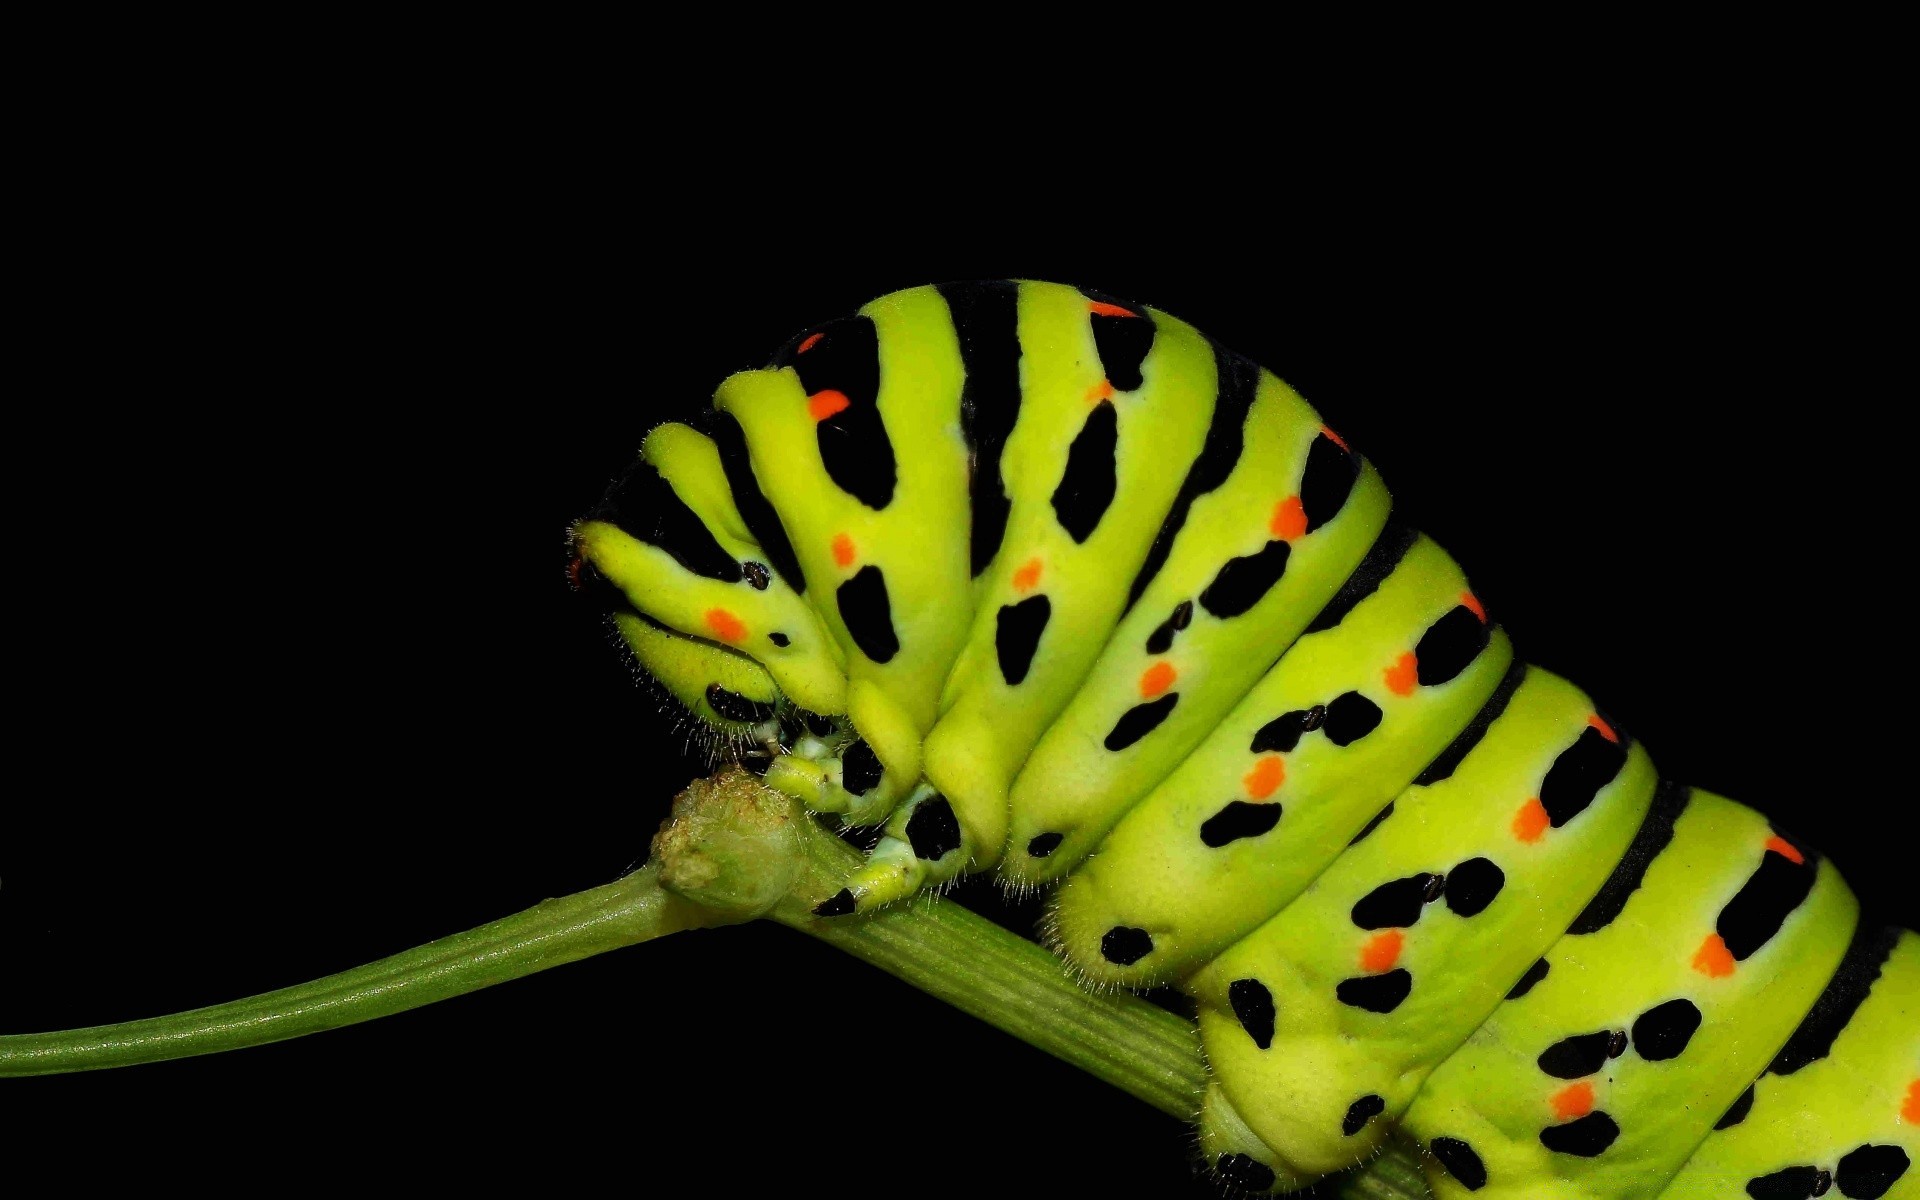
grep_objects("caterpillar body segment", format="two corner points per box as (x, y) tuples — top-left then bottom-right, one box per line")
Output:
(915, 286), (1219, 884)
(1191, 668), (1659, 1185)
(573, 280), (1916, 1197)
(1657, 928), (1917, 1200)
(1404, 791), (1860, 1199)
(1001, 367), (1393, 890)
(823, 287), (1222, 911)
(713, 286), (975, 822)
(1046, 530), (1515, 988)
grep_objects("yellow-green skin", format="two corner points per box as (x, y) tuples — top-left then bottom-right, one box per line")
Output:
(1002, 371), (1390, 889)
(714, 287), (972, 821)
(1406, 791), (1856, 1198)
(1658, 931), (1919, 1200)
(1049, 534), (1514, 986)
(1193, 668), (1658, 1188)
(920, 287), (1216, 881)
(571, 280), (1913, 1197)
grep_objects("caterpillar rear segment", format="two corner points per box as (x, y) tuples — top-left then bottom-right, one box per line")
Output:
(572, 281), (1915, 1197)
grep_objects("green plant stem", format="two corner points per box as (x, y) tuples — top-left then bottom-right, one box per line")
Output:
(0, 862), (723, 1077)
(2, 769), (1429, 1197)
(1343, 1146), (1433, 1200)
(745, 806), (1205, 1118)
(652, 770), (1428, 1199)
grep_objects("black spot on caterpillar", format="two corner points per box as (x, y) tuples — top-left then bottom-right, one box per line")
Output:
(1200, 800), (1282, 848)
(1430, 1137), (1488, 1190)
(1630, 998), (1702, 1061)
(1025, 832), (1063, 858)
(1104, 694), (1177, 752)
(1336, 969), (1413, 1013)
(905, 796), (963, 862)
(1320, 692), (1383, 746)
(1051, 400), (1118, 544)
(704, 683), (775, 725)
(1228, 978), (1275, 1049)
(1101, 926), (1154, 966)
(1539, 1111), (1620, 1157)
(1539, 1030), (1618, 1079)
(1343, 1094), (1386, 1136)
(995, 595), (1050, 685)
(1197, 538), (1291, 619)
(1143, 599), (1193, 655)
(835, 565), (899, 664)
(840, 741), (884, 795)
(1441, 857), (1505, 918)
(1715, 1085), (1756, 1129)
(1352, 874), (1444, 930)
(1506, 958), (1551, 1000)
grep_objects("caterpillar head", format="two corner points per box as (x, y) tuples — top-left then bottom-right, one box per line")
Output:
(566, 420), (901, 822)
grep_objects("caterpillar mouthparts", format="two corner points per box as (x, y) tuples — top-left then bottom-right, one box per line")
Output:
(577, 281), (1916, 1199)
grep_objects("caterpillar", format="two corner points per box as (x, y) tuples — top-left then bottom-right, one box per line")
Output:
(7, 276), (1904, 1190)
(566, 281), (1916, 1199)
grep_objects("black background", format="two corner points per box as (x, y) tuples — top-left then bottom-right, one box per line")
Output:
(3, 126), (1906, 1193)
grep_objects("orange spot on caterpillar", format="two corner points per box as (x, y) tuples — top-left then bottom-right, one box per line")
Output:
(809, 390), (850, 421)
(1012, 557), (1044, 592)
(1243, 755), (1285, 800)
(1270, 495), (1307, 541)
(831, 534), (856, 568)
(1904, 1079), (1919, 1124)
(1588, 713), (1620, 743)
(1694, 933), (1737, 978)
(1360, 930), (1404, 973)
(1088, 379), (1114, 403)
(566, 556), (585, 590)
(1384, 652), (1418, 696)
(1461, 591), (1487, 623)
(797, 332), (824, 354)
(704, 609), (747, 644)
(1513, 797), (1550, 843)
(1088, 301), (1137, 318)
(1321, 425), (1351, 453)
(1551, 1081), (1595, 1120)
(1140, 661), (1177, 699)
(1764, 835), (1805, 865)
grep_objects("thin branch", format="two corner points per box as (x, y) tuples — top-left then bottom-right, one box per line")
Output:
(0, 863), (723, 1076)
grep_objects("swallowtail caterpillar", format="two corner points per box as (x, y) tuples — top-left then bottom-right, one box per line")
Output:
(3, 274), (1904, 1198)
(567, 281), (1916, 1199)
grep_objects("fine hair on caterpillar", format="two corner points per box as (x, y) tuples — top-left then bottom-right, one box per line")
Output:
(567, 280), (1916, 1198)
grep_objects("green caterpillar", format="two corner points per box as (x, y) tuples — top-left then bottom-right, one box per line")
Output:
(570, 281), (1917, 1199)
